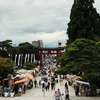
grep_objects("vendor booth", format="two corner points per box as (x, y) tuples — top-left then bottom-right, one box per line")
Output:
(2, 78), (14, 87)
(75, 80), (90, 96)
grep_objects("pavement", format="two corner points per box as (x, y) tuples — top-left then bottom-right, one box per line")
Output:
(0, 75), (100, 100)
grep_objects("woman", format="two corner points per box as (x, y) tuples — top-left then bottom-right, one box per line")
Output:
(54, 91), (58, 100)
(65, 90), (70, 100)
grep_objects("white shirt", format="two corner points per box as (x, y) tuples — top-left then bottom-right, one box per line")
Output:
(61, 96), (65, 100)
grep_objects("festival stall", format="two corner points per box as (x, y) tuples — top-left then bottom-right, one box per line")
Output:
(2, 78), (14, 87)
(75, 80), (90, 96)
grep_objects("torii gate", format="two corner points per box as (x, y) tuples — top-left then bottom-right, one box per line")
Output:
(35, 47), (65, 66)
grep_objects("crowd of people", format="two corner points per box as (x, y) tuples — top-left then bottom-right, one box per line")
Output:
(33, 66), (71, 100)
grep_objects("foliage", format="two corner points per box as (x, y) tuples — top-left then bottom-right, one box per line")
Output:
(56, 38), (100, 77)
(67, 0), (100, 44)
(0, 57), (14, 79)
(0, 57), (14, 68)
(0, 40), (13, 58)
(19, 42), (35, 54)
(56, 38), (100, 95)
(24, 62), (37, 70)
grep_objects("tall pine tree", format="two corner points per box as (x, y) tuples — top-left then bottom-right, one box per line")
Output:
(67, 0), (100, 44)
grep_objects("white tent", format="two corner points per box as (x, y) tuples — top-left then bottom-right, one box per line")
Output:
(16, 69), (28, 74)
(75, 80), (89, 85)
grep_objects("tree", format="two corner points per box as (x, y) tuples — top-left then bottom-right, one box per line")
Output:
(67, 0), (100, 44)
(19, 42), (35, 54)
(56, 38), (100, 96)
(0, 57), (14, 79)
(0, 40), (13, 58)
(24, 62), (37, 70)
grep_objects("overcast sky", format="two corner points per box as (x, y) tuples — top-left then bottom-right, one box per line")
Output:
(0, 0), (100, 47)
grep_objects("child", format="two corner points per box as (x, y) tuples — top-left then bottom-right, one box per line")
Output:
(61, 93), (65, 100)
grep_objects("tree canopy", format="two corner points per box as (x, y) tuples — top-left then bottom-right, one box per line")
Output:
(0, 40), (13, 58)
(56, 38), (100, 78)
(24, 62), (37, 70)
(0, 57), (14, 79)
(67, 0), (100, 44)
(56, 38), (100, 95)
(18, 42), (35, 54)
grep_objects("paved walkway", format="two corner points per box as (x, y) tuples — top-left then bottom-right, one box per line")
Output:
(0, 76), (100, 100)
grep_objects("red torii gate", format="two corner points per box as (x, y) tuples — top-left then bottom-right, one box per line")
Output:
(35, 47), (65, 66)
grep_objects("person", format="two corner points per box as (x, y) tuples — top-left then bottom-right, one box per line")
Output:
(45, 81), (48, 91)
(65, 82), (68, 90)
(49, 69), (51, 75)
(51, 79), (54, 90)
(47, 80), (50, 90)
(7, 87), (10, 92)
(39, 80), (41, 88)
(18, 87), (22, 96)
(42, 82), (45, 96)
(57, 89), (61, 100)
(54, 91), (58, 100)
(30, 80), (33, 88)
(55, 75), (58, 83)
(65, 90), (70, 100)
(59, 78), (62, 85)
(61, 79), (63, 85)
(61, 93), (65, 100)
(53, 81), (56, 90)
(34, 79), (37, 88)
(75, 85), (79, 96)
(42, 82), (45, 90)
(23, 85), (26, 94)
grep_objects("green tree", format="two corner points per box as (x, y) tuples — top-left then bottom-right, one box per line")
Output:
(11, 47), (19, 61)
(67, 0), (100, 44)
(24, 62), (37, 70)
(18, 42), (40, 62)
(0, 57), (14, 79)
(56, 38), (100, 96)
(0, 40), (13, 58)
(19, 42), (35, 54)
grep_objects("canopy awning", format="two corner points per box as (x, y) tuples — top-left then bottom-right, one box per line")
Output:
(13, 78), (28, 85)
(25, 73), (33, 80)
(75, 80), (89, 85)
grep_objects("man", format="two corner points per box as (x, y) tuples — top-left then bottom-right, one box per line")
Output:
(42, 82), (45, 96)
(75, 85), (79, 96)
(65, 82), (68, 90)
(34, 79), (37, 88)
(57, 89), (61, 100)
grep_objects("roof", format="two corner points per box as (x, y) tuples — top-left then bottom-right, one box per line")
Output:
(2, 78), (14, 81)
(75, 80), (89, 85)
(13, 78), (28, 85)
(25, 73), (33, 80)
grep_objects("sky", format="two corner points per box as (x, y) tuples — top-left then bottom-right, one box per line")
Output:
(0, 0), (100, 47)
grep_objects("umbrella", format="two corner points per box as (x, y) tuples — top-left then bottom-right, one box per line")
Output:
(76, 76), (82, 79)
